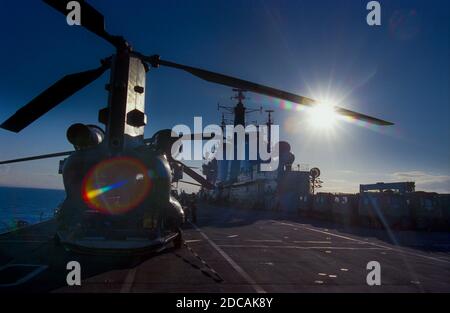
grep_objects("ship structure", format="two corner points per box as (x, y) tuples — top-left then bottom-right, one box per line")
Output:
(201, 90), (450, 232)
(201, 89), (314, 212)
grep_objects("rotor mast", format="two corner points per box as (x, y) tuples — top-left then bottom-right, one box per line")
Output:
(101, 42), (148, 151)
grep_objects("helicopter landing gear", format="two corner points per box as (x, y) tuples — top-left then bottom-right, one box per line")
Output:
(173, 228), (183, 250)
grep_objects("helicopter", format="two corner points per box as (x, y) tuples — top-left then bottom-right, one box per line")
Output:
(0, 0), (393, 255)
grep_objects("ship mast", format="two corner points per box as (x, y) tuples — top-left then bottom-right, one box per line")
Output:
(265, 109), (274, 153)
(217, 89), (262, 182)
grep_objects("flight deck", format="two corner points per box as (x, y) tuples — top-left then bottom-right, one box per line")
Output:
(1, 204), (449, 293)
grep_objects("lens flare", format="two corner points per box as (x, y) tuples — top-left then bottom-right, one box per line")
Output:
(307, 103), (337, 130)
(84, 180), (128, 199)
(82, 157), (152, 214)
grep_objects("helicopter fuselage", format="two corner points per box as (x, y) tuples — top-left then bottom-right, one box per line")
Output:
(55, 141), (184, 254)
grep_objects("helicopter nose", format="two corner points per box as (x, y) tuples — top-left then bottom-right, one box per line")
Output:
(82, 157), (152, 214)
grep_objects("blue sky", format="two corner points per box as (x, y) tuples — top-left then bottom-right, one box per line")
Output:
(0, 0), (449, 193)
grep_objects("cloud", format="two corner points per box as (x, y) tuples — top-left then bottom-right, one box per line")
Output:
(0, 165), (11, 174)
(319, 170), (450, 194)
(320, 178), (358, 193)
(391, 171), (450, 193)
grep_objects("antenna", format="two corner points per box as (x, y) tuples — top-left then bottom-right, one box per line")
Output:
(265, 109), (275, 152)
(221, 113), (226, 131)
(265, 109), (274, 126)
(231, 88), (246, 103)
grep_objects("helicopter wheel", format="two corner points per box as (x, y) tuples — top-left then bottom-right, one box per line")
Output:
(173, 228), (183, 250)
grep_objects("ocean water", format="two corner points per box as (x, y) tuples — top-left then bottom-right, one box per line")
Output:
(0, 186), (66, 234)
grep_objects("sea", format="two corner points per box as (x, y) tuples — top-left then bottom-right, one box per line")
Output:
(0, 186), (66, 234)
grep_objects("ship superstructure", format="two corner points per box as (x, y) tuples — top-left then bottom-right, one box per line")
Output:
(202, 90), (314, 211)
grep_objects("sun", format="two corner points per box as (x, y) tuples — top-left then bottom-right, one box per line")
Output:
(307, 102), (338, 130)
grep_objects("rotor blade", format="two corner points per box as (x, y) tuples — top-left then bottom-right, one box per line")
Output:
(43, 0), (118, 46)
(0, 151), (73, 165)
(145, 55), (393, 126)
(145, 56), (315, 106)
(334, 107), (393, 126)
(173, 160), (214, 190)
(1, 63), (109, 132)
(178, 180), (203, 187)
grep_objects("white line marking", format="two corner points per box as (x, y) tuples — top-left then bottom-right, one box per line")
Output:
(292, 241), (332, 244)
(0, 240), (47, 243)
(217, 245), (385, 250)
(184, 239), (202, 243)
(120, 267), (137, 293)
(190, 222), (266, 293)
(246, 239), (283, 243)
(0, 264), (48, 287)
(272, 220), (450, 264)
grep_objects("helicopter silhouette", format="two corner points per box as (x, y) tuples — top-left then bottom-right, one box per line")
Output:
(0, 0), (393, 255)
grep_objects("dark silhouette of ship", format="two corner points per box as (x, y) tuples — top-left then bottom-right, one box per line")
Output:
(200, 90), (450, 231)
(201, 89), (315, 212)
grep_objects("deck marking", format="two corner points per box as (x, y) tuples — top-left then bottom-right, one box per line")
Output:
(120, 267), (137, 293)
(217, 245), (385, 250)
(293, 240), (332, 244)
(272, 220), (450, 264)
(246, 239), (283, 243)
(0, 240), (47, 243)
(184, 239), (202, 243)
(190, 222), (266, 293)
(0, 264), (48, 287)
(182, 241), (224, 282)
